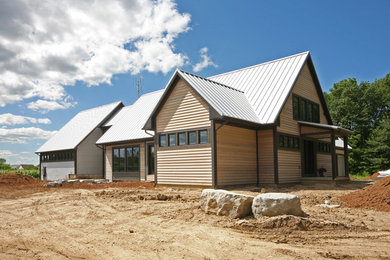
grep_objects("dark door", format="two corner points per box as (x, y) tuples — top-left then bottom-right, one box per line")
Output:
(147, 144), (155, 175)
(303, 140), (316, 177)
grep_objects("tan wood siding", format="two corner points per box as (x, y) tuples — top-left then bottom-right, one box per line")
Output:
(277, 63), (329, 135)
(104, 142), (145, 181)
(157, 147), (212, 185)
(317, 153), (333, 177)
(278, 150), (301, 183)
(216, 125), (257, 186)
(156, 79), (210, 133)
(258, 129), (275, 184)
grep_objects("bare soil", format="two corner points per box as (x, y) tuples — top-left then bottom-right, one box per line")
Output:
(1, 176), (390, 259)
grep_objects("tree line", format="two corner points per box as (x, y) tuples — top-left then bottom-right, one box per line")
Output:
(324, 73), (390, 175)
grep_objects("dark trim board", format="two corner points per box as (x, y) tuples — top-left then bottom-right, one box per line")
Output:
(273, 127), (279, 184)
(256, 130), (259, 187)
(211, 120), (217, 188)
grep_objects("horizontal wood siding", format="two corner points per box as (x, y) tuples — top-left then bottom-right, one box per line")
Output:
(317, 153), (333, 177)
(156, 79), (210, 133)
(157, 147), (212, 185)
(278, 63), (329, 135)
(258, 129), (275, 184)
(104, 142), (145, 181)
(216, 125), (257, 186)
(278, 150), (301, 183)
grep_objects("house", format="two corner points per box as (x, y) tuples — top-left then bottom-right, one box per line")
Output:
(36, 101), (123, 180)
(143, 51), (352, 187)
(96, 90), (164, 181)
(11, 164), (34, 170)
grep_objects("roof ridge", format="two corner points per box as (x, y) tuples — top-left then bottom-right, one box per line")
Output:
(179, 69), (245, 93)
(209, 51), (309, 79)
(78, 101), (122, 114)
(138, 88), (164, 97)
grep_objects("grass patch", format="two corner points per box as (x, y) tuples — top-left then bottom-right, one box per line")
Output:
(350, 172), (372, 181)
(0, 169), (40, 179)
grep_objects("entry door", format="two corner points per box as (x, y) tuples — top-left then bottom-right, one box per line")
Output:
(147, 144), (155, 175)
(303, 140), (316, 177)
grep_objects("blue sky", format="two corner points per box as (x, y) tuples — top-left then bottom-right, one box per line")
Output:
(0, 0), (389, 165)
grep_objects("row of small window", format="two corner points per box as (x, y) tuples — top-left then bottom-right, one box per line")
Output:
(293, 94), (320, 123)
(41, 151), (75, 162)
(279, 135), (300, 149)
(318, 142), (331, 153)
(112, 146), (140, 172)
(159, 129), (208, 147)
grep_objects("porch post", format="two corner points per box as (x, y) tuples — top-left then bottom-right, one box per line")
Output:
(344, 135), (349, 177)
(331, 131), (337, 179)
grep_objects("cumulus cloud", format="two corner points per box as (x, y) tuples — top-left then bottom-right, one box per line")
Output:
(0, 127), (57, 144)
(27, 99), (77, 113)
(0, 0), (191, 109)
(0, 113), (51, 125)
(193, 47), (218, 72)
(0, 150), (38, 165)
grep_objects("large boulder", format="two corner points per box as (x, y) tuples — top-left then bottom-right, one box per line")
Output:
(252, 193), (303, 218)
(200, 189), (254, 218)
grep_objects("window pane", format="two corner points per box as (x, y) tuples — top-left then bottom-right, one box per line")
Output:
(294, 138), (299, 148)
(300, 99), (306, 120)
(178, 132), (186, 145)
(168, 134), (176, 146)
(132, 146), (140, 171)
(279, 135), (284, 147)
(113, 149), (119, 172)
(199, 130), (208, 144)
(289, 137), (294, 148)
(313, 104), (319, 123)
(307, 103), (313, 122)
(159, 135), (166, 147)
(293, 96), (299, 120)
(126, 147), (133, 171)
(188, 131), (196, 145)
(119, 148), (125, 172)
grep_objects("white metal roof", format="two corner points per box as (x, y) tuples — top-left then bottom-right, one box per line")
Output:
(102, 105), (132, 127)
(36, 101), (122, 153)
(209, 52), (309, 124)
(178, 70), (261, 124)
(336, 138), (352, 149)
(96, 90), (164, 145)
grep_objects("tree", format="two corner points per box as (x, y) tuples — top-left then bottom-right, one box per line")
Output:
(0, 158), (11, 170)
(325, 73), (390, 175)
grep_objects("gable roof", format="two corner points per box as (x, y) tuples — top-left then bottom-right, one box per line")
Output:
(102, 105), (132, 128)
(36, 101), (123, 153)
(145, 51), (332, 129)
(96, 90), (164, 145)
(209, 51), (332, 124)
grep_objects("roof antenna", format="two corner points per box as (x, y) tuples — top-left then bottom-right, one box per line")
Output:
(133, 76), (143, 98)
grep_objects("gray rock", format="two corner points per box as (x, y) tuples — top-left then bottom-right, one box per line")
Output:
(200, 189), (254, 218)
(44, 181), (62, 188)
(252, 193), (303, 218)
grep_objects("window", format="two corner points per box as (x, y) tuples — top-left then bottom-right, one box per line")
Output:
(199, 130), (208, 144)
(318, 142), (330, 153)
(279, 134), (299, 149)
(168, 134), (176, 146)
(159, 135), (167, 147)
(41, 150), (75, 162)
(178, 132), (186, 145)
(293, 94), (320, 123)
(113, 146), (140, 172)
(188, 131), (197, 145)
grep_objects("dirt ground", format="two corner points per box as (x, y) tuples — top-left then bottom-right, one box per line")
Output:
(1, 180), (390, 259)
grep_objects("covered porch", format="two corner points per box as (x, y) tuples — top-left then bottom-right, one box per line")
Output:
(298, 121), (353, 180)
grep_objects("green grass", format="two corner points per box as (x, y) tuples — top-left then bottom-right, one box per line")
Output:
(349, 172), (372, 181)
(0, 169), (40, 179)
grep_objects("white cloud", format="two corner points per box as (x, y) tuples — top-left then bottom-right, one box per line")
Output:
(0, 150), (38, 165)
(0, 113), (51, 125)
(0, 127), (57, 144)
(27, 99), (76, 113)
(193, 47), (218, 72)
(0, 0), (191, 109)
(0, 150), (15, 157)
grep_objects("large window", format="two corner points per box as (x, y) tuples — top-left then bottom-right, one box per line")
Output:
(113, 146), (140, 172)
(293, 94), (320, 123)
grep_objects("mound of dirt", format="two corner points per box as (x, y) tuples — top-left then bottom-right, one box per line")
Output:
(0, 173), (36, 186)
(340, 176), (390, 212)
